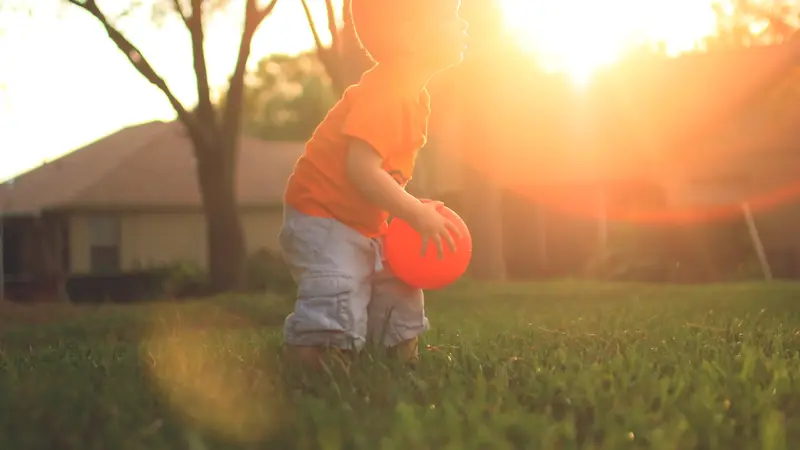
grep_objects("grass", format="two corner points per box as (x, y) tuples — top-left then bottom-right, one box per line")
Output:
(2, 281), (800, 449)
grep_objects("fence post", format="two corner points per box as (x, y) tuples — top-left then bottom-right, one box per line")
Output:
(741, 201), (772, 281)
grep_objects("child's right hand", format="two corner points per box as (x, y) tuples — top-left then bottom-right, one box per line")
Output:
(408, 201), (461, 259)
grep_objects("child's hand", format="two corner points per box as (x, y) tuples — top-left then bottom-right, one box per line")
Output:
(408, 201), (462, 259)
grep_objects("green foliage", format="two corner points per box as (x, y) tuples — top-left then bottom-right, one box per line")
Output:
(157, 262), (210, 298)
(223, 52), (338, 142)
(243, 248), (296, 298)
(705, 0), (799, 50)
(150, 249), (295, 299)
(3, 282), (800, 448)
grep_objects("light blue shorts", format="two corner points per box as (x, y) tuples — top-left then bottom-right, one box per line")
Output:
(279, 206), (429, 351)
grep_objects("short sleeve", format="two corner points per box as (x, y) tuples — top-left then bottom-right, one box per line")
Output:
(341, 91), (405, 160)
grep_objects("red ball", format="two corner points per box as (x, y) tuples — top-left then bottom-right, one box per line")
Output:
(383, 201), (472, 290)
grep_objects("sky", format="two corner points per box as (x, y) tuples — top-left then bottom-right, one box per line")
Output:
(0, 0), (722, 182)
(0, 0), (335, 182)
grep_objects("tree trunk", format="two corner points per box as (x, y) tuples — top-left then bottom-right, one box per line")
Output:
(458, 52), (508, 280)
(460, 77), (507, 280)
(463, 169), (507, 280)
(196, 143), (247, 292)
(452, 0), (508, 281)
(35, 215), (70, 302)
(308, 0), (372, 94)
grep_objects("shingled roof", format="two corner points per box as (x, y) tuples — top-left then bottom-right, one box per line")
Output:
(0, 121), (304, 215)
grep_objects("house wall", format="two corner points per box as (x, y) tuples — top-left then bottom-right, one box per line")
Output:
(68, 210), (284, 274)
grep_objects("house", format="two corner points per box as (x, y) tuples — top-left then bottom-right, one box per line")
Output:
(414, 39), (800, 280)
(0, 121), (304, 301)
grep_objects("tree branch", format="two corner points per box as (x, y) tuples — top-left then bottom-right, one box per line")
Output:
(171, 0), (188, 26)
(300, 0), (325, 53)
(220, 0), (278, 149)
(172, 0), (188, 27)
(300, 0), (342, 89)
(185, 0), (215, 130)
(324, 0), (338, 51)
(66, 0), (207, 147)
(253, 0), (279, 26)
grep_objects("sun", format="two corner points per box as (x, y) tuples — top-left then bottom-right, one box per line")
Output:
(500, 0), (721, 85)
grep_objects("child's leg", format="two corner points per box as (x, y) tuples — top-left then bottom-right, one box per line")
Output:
(367, 268), (429, 364)
(279, 207), (377, 368)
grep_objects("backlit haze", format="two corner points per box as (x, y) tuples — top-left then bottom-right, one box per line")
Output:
(0, 0), (725, 182)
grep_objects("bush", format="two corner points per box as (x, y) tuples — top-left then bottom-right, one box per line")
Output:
(157, 262), (210, 298)
(65, 250), (296, 303)
(244, 248), (296, 297)
(152, 250), (296, 299)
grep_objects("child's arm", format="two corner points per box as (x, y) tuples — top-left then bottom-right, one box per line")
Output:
(346, 138), (422, 223)
(346, 138), (458, 257)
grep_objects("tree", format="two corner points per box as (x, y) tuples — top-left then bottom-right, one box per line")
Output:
(229, 52), (337, 141)
(300, 0), (371, 94)
(64, 0), (279, 292)
(702, 0), (798, 49)
(705, 1), (800, 128)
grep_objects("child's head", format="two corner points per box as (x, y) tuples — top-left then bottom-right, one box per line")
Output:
(350, 0), (468, 72)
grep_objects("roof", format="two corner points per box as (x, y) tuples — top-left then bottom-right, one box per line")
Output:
(0, 121), (305, 215)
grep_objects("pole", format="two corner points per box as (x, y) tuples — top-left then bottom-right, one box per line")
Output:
(0, 208), (4, 302)
(741, 201), (772, 281)
(1, 182), (10, 303)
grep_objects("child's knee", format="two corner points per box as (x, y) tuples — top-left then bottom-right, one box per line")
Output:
(284, 272), (370, 350)
(369, 280), (429, 347)
(382, 311), (429, 347)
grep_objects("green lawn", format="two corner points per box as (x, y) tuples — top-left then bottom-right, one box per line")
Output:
(2, 281), (800, 449)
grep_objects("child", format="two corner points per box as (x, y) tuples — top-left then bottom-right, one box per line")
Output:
(279, 0), (469, 369)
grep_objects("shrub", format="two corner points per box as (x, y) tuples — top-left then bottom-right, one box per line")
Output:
(156, 262), (210, 298)
(244, 248), (296, 297)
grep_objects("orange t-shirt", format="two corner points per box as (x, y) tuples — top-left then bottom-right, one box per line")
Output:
(284, 65), (432, 237)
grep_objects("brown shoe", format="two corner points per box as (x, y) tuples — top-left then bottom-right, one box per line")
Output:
(283, 345), (324, 370)
(387, 337), (420, 365)
(283, 345), (354, 372)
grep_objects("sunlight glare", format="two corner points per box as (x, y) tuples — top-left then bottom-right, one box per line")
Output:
(501, 0), (720, 85)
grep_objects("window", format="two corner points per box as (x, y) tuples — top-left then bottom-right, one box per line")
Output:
(1, 221), (22, 277)
(88, 216), (120, 274)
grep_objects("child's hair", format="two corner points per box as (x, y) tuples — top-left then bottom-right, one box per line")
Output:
(349, 0), (457, 63)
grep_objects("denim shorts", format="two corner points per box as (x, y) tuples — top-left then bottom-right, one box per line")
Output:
(278, 206), (429, 350)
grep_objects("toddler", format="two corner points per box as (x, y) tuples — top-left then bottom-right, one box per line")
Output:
(280, 0), (469, 368)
